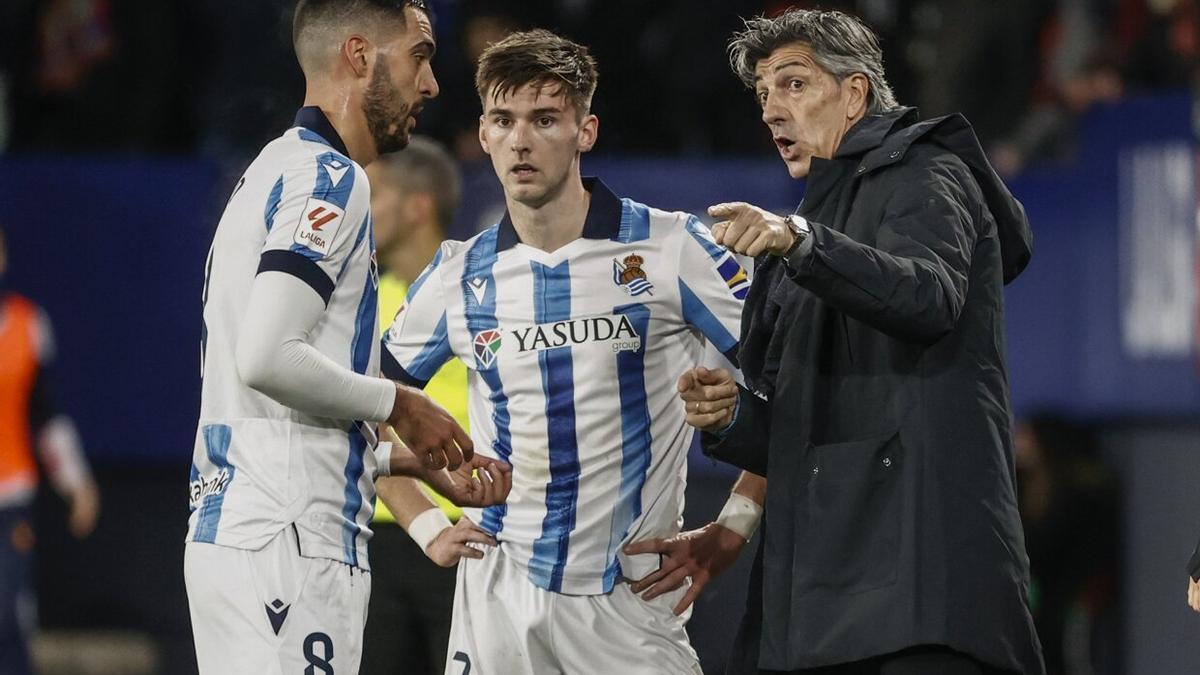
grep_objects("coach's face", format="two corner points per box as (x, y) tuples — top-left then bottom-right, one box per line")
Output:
(478, 83), (598, 208)
(363, 6), (440, 155)
(755, 42), (868, 179)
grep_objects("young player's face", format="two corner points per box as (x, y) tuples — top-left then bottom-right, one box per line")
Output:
(478, 83), (598, 208)
(754, 42), (867, 179)
(364, 7), (439, 155)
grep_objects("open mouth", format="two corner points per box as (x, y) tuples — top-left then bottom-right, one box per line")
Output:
(774, 136), (798, 158)
(512, 163), (538, 179)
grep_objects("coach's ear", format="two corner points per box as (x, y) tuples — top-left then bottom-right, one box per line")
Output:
(478, 115), (491, 156)
(576, 114), (598, 154)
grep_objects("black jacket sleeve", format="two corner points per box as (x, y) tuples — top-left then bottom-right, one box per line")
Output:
(700, 386), (771, 476)
(785, 160), (978, 344)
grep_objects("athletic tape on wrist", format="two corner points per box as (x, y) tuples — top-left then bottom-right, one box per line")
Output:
(716, 492), (763, 541)
(372, 442), (394, 478)
(408, 507), (453, 553)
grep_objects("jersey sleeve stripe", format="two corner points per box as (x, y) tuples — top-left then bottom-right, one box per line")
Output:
(679, 278), (738, 355)
(381, 346), (425, 387)
(258, 249), (335, 305)
(685, 216), (727, 261)
(406, 247), (444, 302)
(603, 302), (654, 591)
(405, 313), (452, 383)
(616, 199), (652, 243)
(264, 176), (284, 231)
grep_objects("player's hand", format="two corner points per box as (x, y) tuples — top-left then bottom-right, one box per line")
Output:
(67, 480), (100, 539)
(388, 383), (474, 471)
(678, 367), (738, 433)
(624, 523), (748, 616)
(425, 517), (496, 568)
(422, 453), (513, 508)
(707, 202), (795, 257)
(1189, 577), (1200, 612)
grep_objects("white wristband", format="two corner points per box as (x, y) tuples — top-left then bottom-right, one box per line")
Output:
(372, 442), (394, 478)
(408, 507), (452, 554)
(716, 493), (763, 542)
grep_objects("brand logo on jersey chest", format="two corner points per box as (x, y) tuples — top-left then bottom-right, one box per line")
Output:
(511, 315), (642, 354)
(473, 329), (503, 369)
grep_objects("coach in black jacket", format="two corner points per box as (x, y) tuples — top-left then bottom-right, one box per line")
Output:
(679, 9), (1045, 675)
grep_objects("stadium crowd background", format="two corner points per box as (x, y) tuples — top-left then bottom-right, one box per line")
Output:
(0, 0), (1198, 674)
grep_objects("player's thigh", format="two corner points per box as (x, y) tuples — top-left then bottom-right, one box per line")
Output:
(555, 581), (702, 675)
(185, 534), (369, 675)
(446, 547), (545, 675)
(185, 541), (282, 675)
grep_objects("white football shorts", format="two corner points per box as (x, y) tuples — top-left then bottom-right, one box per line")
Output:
(445, 544), (701, 675)
(185, 525), (371, 674)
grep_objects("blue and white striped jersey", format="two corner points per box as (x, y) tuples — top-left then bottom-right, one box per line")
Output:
(186, 108), (382, 569)
(382, 178), (748, 594)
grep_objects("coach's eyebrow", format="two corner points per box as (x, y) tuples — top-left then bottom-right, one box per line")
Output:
(754, 60), (808, 82)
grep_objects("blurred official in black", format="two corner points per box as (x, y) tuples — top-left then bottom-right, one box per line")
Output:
(676, 9), (1045, 675)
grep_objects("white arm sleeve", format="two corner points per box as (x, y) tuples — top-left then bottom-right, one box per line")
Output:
(235, 271), (395, 422)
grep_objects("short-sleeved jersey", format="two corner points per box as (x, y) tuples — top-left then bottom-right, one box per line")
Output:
(382, 178), (748, 594)
(186, 107), (382, 569)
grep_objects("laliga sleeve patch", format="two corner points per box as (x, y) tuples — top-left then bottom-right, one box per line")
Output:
(293, 197), (345, 256)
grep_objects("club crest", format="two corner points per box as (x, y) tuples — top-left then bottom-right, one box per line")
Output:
(612, 254), (654, 296)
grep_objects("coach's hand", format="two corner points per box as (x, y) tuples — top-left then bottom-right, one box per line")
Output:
(624, 523), (748, 615)
(678, 367), (738, 433)
(426, 517), (496, 568)
(423, 453), (513, 508)
(708, 202), (795, 257)
(388, 383), (474, 471)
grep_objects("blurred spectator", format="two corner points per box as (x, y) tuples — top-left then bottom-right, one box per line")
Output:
(362, 137), (468, 675)
(0, 225), (99, 674)
(1016, 413), (1121, 675)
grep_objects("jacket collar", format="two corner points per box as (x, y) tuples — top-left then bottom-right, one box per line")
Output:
(833, 107), (919, 159)
(293, 106), (351, 158)
(496, 177), (623, 251)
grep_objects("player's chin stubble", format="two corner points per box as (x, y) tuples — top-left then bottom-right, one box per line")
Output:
(363, 60), (411, 155)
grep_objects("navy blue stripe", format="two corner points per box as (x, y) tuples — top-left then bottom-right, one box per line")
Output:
(528, 260), (580, 592)
(348, 227), (377, 376)
(381, 346), (425, 387)
(603, 303), (653, 590)
(258, 249), (335, 305)
(193, 424), (233, 543)
(341, 426), (368, 567)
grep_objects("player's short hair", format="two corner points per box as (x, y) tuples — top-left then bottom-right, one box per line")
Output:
(727, 8), (898, 115)
(292, 0), (429, 74)
(474, 29), (598, 117)
(372, 136), (461, 231)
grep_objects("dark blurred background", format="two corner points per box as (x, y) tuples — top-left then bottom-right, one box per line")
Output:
(1, 0), (1199, 673)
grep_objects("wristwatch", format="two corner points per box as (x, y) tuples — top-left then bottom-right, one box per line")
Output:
(780, 214), (810, 257)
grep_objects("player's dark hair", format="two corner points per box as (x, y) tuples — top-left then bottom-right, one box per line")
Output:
(292, 0), (430, 72)
(727, 8), (898, 115)
(474, 29), (598, 117)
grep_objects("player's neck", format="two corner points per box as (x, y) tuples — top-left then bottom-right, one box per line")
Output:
(382, 224), (442, 284)
(301, 93), (377, 166)
(507, 175), (590, 254)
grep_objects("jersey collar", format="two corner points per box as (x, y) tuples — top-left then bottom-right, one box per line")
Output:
(495, 177), (623, 251)
(293, 106), (351, 158)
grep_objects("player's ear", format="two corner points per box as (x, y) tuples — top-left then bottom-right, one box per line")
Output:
(478, 115), (491, 156)
(577, 114), (598, 153)
(343, 35), (371, 78)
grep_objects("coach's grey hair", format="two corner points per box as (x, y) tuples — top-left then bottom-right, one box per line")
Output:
(728, 9), (899, 115)
(374, 136), (461, 231)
